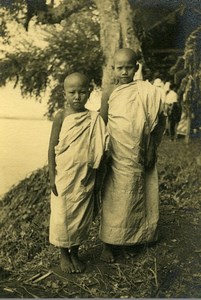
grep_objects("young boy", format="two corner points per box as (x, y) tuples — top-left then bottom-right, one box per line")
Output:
(100, 48), (166, 262)
(48, 72), (108, 273)
(165, 83), (182, 141)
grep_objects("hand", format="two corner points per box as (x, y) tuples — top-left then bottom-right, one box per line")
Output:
(49, 174), (58, 196)
(93, 190), (101, 220)
(51, 184), (58, 196)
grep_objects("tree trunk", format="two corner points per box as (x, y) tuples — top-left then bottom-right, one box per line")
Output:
(118, 0), (140, 50)
(95, 0), (142, 91)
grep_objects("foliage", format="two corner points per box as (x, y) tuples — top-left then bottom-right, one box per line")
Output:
(0, 166), (50, 268)
(0, 17), (10, 44)
(0, 0), (178, 118)
(0, 5), (103, 118)
(44, 10), (103, 118)
(1, 0), (201, 120)
(183, 26), (201, 127)
(0, 47), (49, 97)
(172, 25), (201, 130)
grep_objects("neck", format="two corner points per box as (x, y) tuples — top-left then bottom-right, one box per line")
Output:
(65, 106), (87, 114)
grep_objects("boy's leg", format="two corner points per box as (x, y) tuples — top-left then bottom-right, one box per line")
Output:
(60, 247), (75, 273)
(169, 120), (175, 140)
(100, 243), (115, 263)
(70, 245), (85, 273)
(174, 122), (178, 141)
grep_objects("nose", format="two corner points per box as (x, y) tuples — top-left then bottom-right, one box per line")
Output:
(74, 92), (80, 100)
(121, 68), (128, 75)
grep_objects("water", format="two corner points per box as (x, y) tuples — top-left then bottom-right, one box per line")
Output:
(0, 118), (52, 197)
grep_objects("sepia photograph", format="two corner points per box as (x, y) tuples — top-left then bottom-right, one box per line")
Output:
(0, 0), (201, 298)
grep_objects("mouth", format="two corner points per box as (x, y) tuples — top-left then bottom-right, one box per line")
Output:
(120, 77), (130, 80)
(120, 78), (131, 83)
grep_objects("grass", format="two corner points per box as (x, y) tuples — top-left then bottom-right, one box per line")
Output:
(0, 135), (201, 298)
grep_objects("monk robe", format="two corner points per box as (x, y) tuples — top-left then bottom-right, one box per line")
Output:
(99, 80), (164, 245)
(50, 111), (108, 248)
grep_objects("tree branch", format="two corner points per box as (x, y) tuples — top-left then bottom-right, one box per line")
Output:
(24, 0), (95, 30)
(148, 5), (186, 32)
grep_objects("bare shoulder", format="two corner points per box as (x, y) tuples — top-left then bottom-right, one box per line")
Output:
(53, 109), (64, 122)
(53, 109), (71, 124)
(49, 110), (65, 145)
(102, 84), (115, 103)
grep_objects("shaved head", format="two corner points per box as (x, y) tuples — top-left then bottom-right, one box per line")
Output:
(112, 48), (139, 85)
(64, 72), (89, 89)
(63, 72), (90, 112)
(114, 48), (138, 65)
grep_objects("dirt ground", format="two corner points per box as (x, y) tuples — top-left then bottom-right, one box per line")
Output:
(0, 136), (201, 298)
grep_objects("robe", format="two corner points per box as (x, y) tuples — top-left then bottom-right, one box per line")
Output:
(99, 80), (164, 245)
(50, 111), (108, 248)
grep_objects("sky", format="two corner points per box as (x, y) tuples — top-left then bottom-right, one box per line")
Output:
(0, 83), (48, 119)
(0, 19), (49, 58)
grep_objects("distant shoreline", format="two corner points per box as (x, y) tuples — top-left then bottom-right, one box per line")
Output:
(0, 116), (48, 121)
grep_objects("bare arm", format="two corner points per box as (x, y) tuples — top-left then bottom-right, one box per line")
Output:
(145, 112), (166, 170)
(100, 85), (114, 124)
(48, 110), (63, 196)
(100, 91), (109, 124)
(151, 111), (166, 147)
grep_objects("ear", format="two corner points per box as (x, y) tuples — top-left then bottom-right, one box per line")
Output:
(135, 63), (139, 72)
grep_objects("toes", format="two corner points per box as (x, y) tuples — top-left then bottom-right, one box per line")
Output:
(124, 250), (135, 258)
(75, 268), (82, 273)
(73, 265), (81, 273)
(109, 257), (115, 263)
(100, 252), (115, 263)
(60, 262), (75, 274)
(71, 256), (85, 273)
(70, 267), (76, 274)
(75, 263), (85, 273)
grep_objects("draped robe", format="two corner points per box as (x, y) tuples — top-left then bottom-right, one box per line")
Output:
(50, 111), (108, 248)
(99, 81), (164, 245)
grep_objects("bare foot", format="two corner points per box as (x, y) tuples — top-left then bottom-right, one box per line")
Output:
(60, 248), (75, 273)
(71, 252), (85, 273)
(100, 243), (115, 263)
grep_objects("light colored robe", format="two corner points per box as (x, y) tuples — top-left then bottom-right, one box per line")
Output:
(99, 81), (163, 245)
(50, 111), (108, 248)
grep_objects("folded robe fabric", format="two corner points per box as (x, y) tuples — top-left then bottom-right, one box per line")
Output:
(99, 81), (163, 245)
(50, 111), (108, 248)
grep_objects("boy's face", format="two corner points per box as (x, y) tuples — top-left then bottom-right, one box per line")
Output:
(113, 53), (138, 85)
(64, 78), (89, 112)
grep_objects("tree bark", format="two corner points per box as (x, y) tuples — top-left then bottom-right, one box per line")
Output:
(94, 0), (142, 91)
(118, 0), (140, 50)
(94, 0), (121, 90)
